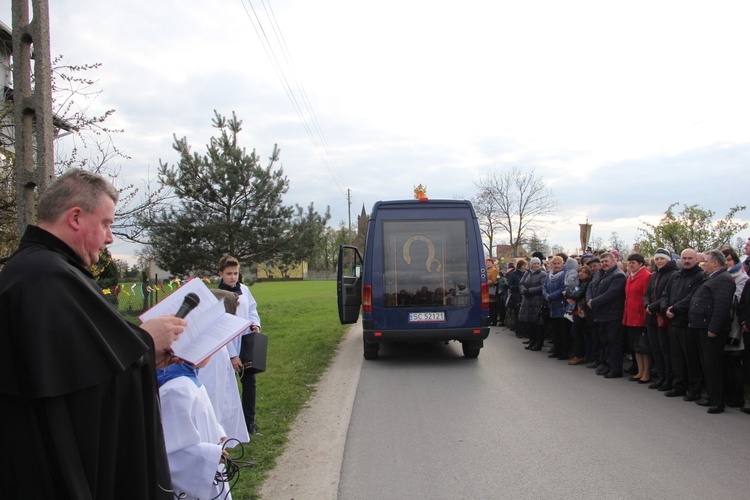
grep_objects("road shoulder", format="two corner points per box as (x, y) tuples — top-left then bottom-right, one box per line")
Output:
(259, 321), (362, 499)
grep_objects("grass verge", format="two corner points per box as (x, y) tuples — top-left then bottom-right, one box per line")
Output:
(218, 281), (347, 499)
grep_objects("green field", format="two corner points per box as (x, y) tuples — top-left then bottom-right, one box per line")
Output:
(130, 280), (348, 499)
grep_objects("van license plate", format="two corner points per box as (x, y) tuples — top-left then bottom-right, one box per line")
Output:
(409, 312), (445, 322)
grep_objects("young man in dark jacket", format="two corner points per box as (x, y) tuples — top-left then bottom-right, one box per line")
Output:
(687, 250), (736, 414)
(587, 253), (627, 377)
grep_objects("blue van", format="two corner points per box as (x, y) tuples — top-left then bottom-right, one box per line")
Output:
(337, 199), (491, 359)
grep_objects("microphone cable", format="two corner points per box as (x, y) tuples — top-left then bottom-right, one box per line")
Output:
(211, 438), (256, 499)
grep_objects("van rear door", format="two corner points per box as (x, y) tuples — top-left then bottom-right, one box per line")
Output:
(337, 245), (363, 324)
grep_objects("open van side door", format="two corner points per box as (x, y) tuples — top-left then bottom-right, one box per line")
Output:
(337, 245), (363, 324)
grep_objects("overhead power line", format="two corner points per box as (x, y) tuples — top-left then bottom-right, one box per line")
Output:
(238, 0), (348, 196)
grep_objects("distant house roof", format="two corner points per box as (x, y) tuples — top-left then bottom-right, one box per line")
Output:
(0, 20), (11, 46)
(4, 87), (77, 133)
(495, 244), (530, 258)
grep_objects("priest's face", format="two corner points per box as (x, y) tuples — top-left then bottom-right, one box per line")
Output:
(77, 194), (115, 266)
(219, 265), (240, 287)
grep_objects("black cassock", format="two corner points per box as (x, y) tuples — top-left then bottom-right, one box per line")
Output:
(0, 226), (171, 499)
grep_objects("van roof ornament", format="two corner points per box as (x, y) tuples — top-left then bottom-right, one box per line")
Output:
(414, 184), (428, 201)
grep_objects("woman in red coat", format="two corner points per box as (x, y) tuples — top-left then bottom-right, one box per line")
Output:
(623, 253), (653, 383)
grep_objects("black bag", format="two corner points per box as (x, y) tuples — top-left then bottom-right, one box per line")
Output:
(506, 293), (520, 311)
(239, 331), (268, 373)
(536, 302), (548, 326)
(727, 295), (743, 348)
(634, 334), (651, 354)
(504, 309), (515, 330)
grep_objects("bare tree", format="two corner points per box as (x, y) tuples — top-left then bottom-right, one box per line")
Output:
(473, 167), (559, 257)
(472, 188), (501, 259)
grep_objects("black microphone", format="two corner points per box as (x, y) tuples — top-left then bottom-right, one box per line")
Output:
(175, 292), (200, 319)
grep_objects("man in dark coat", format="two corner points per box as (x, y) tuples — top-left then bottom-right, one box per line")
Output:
(584, 257), (604, 368)
(687, 250), (736, 414)
(0, 169), (186, 499)
(661, 249), (706, 401)
(587, 252), (627, 377)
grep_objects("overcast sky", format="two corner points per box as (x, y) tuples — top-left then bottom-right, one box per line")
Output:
(4, 0), (749, 261)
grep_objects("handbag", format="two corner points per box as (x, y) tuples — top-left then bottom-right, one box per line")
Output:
(239, 331), (268, 373)
(505, 293), (520, 311)
(634, 334), (651, 354)
(536, 302), (548, 326)
(727, 296), (743, 348)
(504, 309), (515, 330)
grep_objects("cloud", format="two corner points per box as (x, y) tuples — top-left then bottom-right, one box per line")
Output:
(5, 0), (749, 259)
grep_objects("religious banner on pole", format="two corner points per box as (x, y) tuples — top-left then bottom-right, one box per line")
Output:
(579, 222), (592, 252)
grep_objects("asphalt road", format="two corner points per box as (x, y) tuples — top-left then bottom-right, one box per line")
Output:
(337, 326), (750, 500)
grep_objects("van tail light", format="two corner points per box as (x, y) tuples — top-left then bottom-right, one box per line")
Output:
(481, 282), (489, 310)
(363, 285), (372, 313)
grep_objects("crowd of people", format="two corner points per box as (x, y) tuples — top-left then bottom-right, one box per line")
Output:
(488, 241), (750, 415)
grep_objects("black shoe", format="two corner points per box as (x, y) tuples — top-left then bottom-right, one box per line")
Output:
(529, 344), (542, 351)
(595, 367), (608, 375)
(638, 378), (651, 385)
(727, 400), (745, 408)
(248, 423), (260, 435)
(586, 362), (600, 369)
(683, 393), (700, 402)
(657, 383), (673, 392)
(741, 408), (750, 415)
(604, 372), (622, 379)
(707, 405), (725, 414)
(648, 379), (664, 390)
(557, 355), (570, 361)
(598, 370), (611, 377)
(664, 390), (685, 398)
(524, 343), (534, 350)
(628, 376), (641, 382)
(522, 340), (531, 344)
(695, 399), (711, 407)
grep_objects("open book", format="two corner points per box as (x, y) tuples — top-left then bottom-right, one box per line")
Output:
(139, 278), (251, 365)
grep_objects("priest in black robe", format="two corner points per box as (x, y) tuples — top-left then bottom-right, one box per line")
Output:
(0, 169), (186, 499)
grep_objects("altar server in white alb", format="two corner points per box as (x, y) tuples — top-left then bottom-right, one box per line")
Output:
(217, 254), (262, 434)
(158, 360), (232, 500)
(197, 289), (251, 445)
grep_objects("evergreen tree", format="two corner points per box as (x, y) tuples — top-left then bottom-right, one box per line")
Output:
(146, 111), (330, 275)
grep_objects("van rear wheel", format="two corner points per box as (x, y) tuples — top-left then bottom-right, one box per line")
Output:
(461, 342), (481, 358)
(363, 337), (379, 360)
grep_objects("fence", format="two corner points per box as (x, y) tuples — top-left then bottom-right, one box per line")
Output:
(102, 281), (163, 321)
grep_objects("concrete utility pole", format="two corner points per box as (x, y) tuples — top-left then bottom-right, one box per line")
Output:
(347, 188), (352, 234)
(12, 0), (54, 235)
